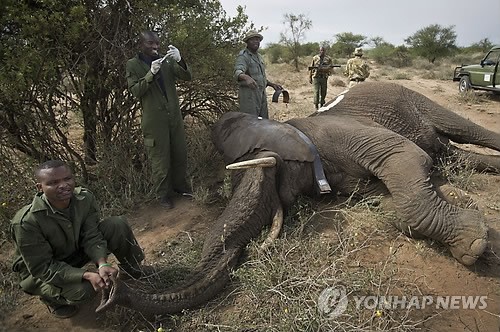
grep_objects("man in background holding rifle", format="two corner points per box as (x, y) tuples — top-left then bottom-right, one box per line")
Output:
(309, 46), (339, 110)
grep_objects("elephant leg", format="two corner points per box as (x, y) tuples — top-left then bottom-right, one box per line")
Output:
(412, 90), (500, 152)
(380, 184), (479, 239)
(384, 185), (488, 265)
(335, 175), (389, 198)
(378, 197), (427, 239)
(391, 221), (426, 240)
(343, 126), (488, 265)
(446, 145), (500, 174)
(394, 181), (481, 238)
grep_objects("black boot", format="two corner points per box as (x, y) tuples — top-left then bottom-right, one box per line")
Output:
(159, 195), (174, 209)
(41, 298), (79, 319)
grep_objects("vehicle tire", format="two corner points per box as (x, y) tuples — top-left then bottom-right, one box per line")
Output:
(459, 76), (471, 93)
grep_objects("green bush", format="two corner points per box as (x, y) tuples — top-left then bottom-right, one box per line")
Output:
(264, 43), (288, 64)
(370, 45), (412, 68)
(449, 52), (485, 66)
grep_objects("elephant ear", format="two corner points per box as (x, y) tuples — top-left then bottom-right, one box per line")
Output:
(212, 112), (314, 164)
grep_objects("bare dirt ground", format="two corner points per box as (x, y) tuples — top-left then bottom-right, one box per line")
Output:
(3, 63), (500, 331)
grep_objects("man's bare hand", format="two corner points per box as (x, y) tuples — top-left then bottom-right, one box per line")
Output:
(98, 265), (118, 288)
(83, 271), (107, 291)
(82, 265), (118, 290)
(240, 74), (258, 89)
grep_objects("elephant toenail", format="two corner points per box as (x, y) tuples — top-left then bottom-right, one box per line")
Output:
(471, 238), (487, 256)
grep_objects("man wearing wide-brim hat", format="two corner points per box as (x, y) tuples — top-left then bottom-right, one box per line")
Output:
(243, 30), (263, 42)
(234, 30), (282, 119)
(344, 47), (370, 88)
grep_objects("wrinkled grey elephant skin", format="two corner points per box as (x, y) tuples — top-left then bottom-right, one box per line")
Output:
(97, 82), (499, 316)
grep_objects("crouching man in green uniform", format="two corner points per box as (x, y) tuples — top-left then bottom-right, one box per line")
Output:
(126, 31), (193, 209)
(10, 160), (148, 318)
(234, 30), (282, 119)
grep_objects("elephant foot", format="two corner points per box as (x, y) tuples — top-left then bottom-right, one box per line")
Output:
(391, 208), (488, 265)
(446, 209), (488, 265)
(436, 184), (478, 210)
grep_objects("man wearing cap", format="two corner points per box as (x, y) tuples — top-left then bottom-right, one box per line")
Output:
(234, 30), (282, 119)
(344, 47), (370, 88)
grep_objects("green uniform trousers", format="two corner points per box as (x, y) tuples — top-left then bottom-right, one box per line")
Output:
(26, 216), (144, 306)
(313, 76), (328, 107)
(238, 86), (269, 119)
(144, 118), (189, 197)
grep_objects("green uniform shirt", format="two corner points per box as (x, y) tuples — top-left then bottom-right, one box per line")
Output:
(126, 54), (192, 139)
(309, 54), (333, 79)
(234, 48), (269, 118)
(10, 187), (108, 292)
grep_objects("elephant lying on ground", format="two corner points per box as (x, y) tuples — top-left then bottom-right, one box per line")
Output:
(97, 82), (500, 315)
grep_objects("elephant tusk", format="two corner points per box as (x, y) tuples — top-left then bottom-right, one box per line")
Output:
(260, 204), (284, 250)
(226, 157), (276, 170)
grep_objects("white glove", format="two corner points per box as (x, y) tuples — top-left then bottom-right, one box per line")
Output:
(150, 58), (162, 75)
(166, 44), (181, 62)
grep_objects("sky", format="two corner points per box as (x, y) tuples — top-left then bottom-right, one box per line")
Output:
(218, 0), (500, 48)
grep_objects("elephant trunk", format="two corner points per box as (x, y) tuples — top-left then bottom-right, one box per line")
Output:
(96, 248), (241, 315)
(97, 165), (281, 315)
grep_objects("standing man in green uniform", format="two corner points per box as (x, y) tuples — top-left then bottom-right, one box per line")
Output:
(344, 47), (370, 88)
(10, 160), (147, 318)
(234, 30), (282, 119)
(309, 46), (334, 109)
(126, 31), (193, 209)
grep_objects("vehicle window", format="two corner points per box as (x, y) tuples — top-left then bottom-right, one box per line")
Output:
(484, 50), (500, 65)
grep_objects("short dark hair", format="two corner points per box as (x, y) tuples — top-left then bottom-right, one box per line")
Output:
(139, 30), (159, 42)
(34, 160), (70, 179)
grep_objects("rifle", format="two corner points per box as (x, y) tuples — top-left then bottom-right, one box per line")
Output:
(308, 64), (341, 71)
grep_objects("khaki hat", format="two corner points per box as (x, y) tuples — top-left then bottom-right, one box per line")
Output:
(354, 47), (363, 56)
(243, 30), (263, 42)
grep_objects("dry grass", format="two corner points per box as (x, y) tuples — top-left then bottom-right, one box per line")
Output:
(0, 260), (18, 327)
(435, 150), (484, 192)
(98, 195), (443, 332)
